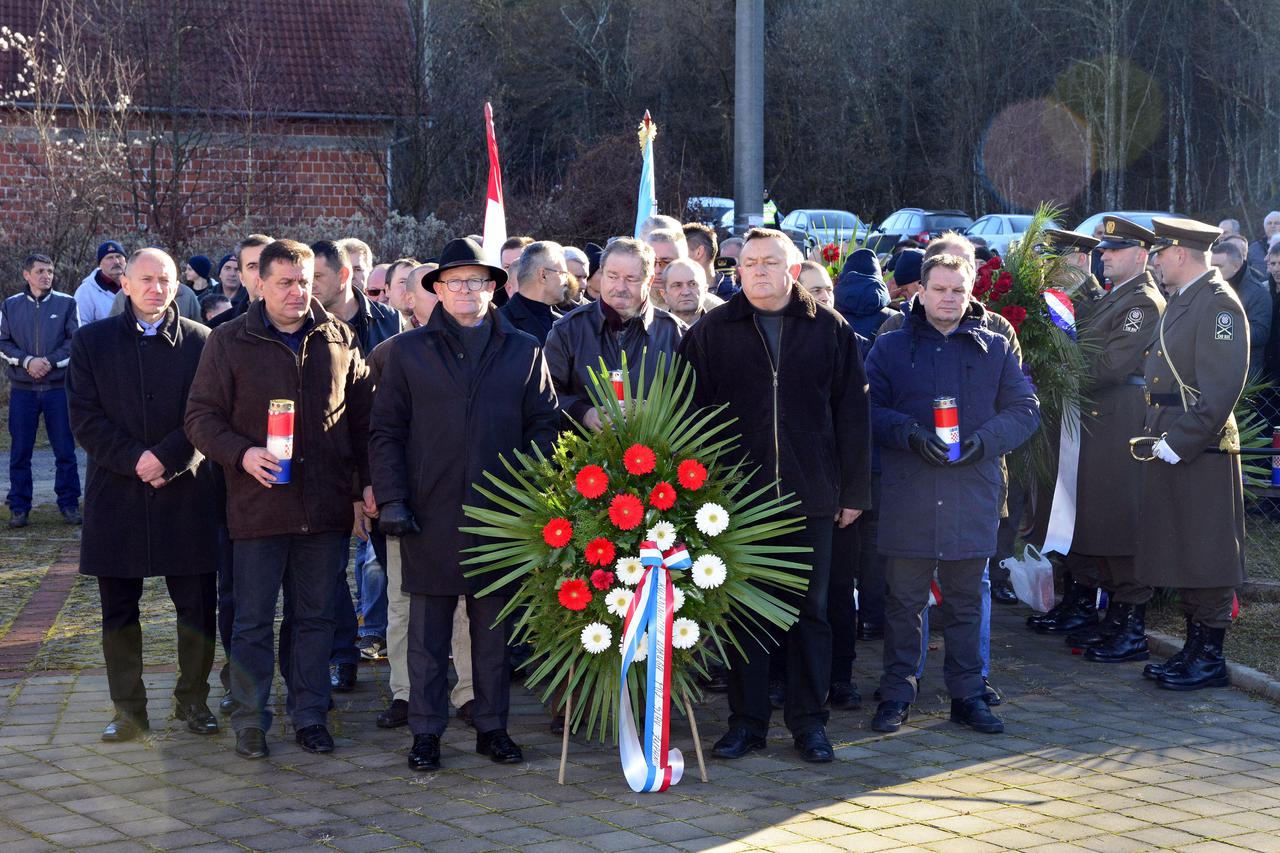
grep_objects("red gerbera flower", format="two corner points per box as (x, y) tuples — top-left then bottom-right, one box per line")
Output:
(575, 465), (609, 499)
(585, 537), (617, 566)
(558, 579), (591, 611)
(648, 481), (677, 511)
(609, 493), (645, 530)
(542, 518), (573, 548)
(590, 569), (615, 590)
(623, 443), (656, 475)
(821, 242), (840, 264)
(677, 459), (707, 491)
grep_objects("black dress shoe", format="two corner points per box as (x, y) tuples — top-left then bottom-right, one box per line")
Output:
(8, 510), (29, 528)
(477, 729), (524, 764)
(828, 681), (862, 710)
(457, 699), (475, 727)
(60, 506), (82, 525)
(991, 578), (1018, 604)
(870, 701), (910, 733)
(330, 663), (357, 692)
(950, 696), (1004, 734)
(856, 621), (884, 641)
(793, 727), (834, 763)
(376, 699), (408, 729)
(175, 703), (218, 734)
(219, 694), (238, 715)
(711, 727), (766, 759)
(768, 679), (786, 710)
(982, 680), (1002, 706)
(101, 715), (149, 742)
(408, 733), (440, 771)
(235, 727), (269, 759)
(295, 724), (335, 754)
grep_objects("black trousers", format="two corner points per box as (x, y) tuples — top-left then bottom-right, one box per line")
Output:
(408, 593), (511, 736)
(727, 516), (833, 737)
(854, 473), (885, 629)
(829, 520), (859, 682)
(98, 573), (217, 721)
(880, 557), (986, 703)
(215, 524), (234, 690)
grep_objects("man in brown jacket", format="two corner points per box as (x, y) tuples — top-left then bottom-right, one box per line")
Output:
(185, 239), (374, 760)
(1066, 218), (1166, 663)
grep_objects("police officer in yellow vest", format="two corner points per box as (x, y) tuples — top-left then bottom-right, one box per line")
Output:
(1136, 217), (1248, 691)
(763, 189), (780, 227)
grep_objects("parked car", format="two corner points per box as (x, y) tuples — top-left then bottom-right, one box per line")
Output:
(966, 214), (1060, 256)
(867, 208), (974, 254)
(1074, 210), (1187, 239)
(685, 196), (734, 229)
(779, 208), (867, 254)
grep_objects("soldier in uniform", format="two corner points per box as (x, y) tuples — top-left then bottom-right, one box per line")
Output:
(1027, 229), (1106, 636)
(1063, 218), (1166, 662)
(1136, 217), (1248, 691)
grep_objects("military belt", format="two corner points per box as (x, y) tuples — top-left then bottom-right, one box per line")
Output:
(1122, 375), (1147, 387)
(1145, 392), (1181, 407)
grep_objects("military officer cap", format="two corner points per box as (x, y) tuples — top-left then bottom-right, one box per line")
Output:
(1096, 216), (1159, 250)
(1043, 228), (1100, 255)
(1150, 216), (1222, 253)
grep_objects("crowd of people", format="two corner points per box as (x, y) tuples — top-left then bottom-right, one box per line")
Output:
(0, 205), (1263, 768)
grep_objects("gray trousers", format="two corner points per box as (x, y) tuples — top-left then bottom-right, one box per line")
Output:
(880, 557), (987, 703)
(407, 593), (509, 736)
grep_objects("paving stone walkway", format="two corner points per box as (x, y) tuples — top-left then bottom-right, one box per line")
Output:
(3, 593), (1280, 853)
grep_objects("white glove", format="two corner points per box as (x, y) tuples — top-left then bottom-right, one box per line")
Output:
(1153, 438), (1181, 464)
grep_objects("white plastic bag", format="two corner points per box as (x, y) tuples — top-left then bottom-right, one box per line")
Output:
(1000, 545), (1055, 613)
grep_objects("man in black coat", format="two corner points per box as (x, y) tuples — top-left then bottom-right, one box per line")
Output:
(498, 240), (565, 344)
(677, 227), (873, 763)
(66, 248), (220, 742)
(370, 237), (559, 772)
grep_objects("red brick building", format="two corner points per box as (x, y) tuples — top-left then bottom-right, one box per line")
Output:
(0, 0), (413, 248)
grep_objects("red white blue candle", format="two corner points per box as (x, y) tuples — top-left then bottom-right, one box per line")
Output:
(934, 396), (960, 462)
(267, 399), (295, 484)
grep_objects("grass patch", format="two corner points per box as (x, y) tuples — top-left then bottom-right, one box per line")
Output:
(0, 505), (77, 642)
(32, 572), (180, 671)
(1148, 595), (1280, 682)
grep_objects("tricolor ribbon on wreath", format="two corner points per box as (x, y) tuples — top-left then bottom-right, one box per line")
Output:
(618, 540), (688, 793)
(1041, 287), (1081, 555)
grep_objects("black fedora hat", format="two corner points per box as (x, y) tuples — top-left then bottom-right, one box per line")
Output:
(421, 237), (508, 289)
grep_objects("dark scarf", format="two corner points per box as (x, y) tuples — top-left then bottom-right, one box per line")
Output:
(95, 269), (121, 294)
(600, 298), (648, 333)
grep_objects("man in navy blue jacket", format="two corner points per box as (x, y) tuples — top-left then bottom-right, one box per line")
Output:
(864, 253), (1039, 736)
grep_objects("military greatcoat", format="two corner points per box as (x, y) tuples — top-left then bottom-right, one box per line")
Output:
(1135, 270), (1248, 589)
(1073, 271), (1165, 556)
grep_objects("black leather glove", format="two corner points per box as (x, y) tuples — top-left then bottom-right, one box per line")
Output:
(907, 424), (951, 467)
(378, 500), (421, 537)
(952, 435), (984, 466)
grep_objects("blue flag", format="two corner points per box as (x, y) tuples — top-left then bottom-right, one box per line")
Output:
(634, 111), (657, 238)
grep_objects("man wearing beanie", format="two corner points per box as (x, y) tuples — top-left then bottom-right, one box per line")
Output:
(76, 241), (128, 326)
(835, 248), (895, 338)
(886, 248), (925, 305)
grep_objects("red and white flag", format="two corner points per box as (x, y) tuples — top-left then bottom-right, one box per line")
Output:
(482, 102), (506, 266)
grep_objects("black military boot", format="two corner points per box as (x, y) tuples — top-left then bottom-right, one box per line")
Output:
(1065, 597), (1124, 648)
(1026, 573), (1076, 630)
(1030, 581), (1098, 634)
(1143, 615), (1199, 680)
(1083, 602), (1150, 662)
(1158, 625), (1229, 691)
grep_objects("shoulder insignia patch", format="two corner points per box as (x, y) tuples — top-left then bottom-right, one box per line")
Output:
(1122, 308), (1143, 333)
(1215, 311), (1234, 341)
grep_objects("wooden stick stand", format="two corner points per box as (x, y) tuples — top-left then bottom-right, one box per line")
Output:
(557, 663), (709, 785)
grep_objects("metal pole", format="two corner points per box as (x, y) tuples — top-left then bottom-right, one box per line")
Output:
(733, 0), (764, 234)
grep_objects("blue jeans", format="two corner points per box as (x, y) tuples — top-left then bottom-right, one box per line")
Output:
(7, 387), (80, 513)
(917, 561), (991, 680)
(354, 537), (388, 638)
(229, 532), (342, 733)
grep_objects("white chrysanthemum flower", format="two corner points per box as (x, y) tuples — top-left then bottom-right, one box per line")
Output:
(621, 632), (649, 662)
(615, 556), (644, 586)
(691, 554), (728, 590)
(694, 502), (730, 537)
(671, 585), (685, 613)
(646, 520), (677, 551)
(580, 622), (612, 654)
(606, 588), (635, 618)
(672, 618), (700, 649)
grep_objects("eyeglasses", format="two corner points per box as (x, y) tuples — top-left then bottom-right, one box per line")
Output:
(542, 267), (570, 278)
(441, 278), (492, 292)
(365, 288), (384, 297)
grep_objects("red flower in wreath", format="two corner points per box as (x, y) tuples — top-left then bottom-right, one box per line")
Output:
(987, 255), (1002, 270)
(543, 518), (573, 548)
(974, 272), (992, 297)
(648, 481), (677, 511)
(558, 579), (591, 611)
(623, 443), (657, 475)
(992, 271), (1013, 296)
(590, 569), (615, 590)
(575, 465), (609, 499)
(677, 459), (707, 490)
(584, 537), (617, 566)
(1000, 304), (1028, 331)
(821, 242), (840, 264)
(609, 493), (645, 530)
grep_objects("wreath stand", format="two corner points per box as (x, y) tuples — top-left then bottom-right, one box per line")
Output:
(556, 663), (709, 785)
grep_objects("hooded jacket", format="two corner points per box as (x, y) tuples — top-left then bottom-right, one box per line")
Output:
(834, 248), (895, 338)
